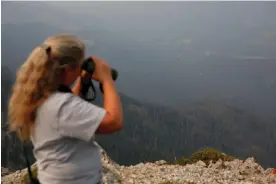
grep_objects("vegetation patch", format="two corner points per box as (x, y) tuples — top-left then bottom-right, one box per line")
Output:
(172, 147), (235, 166)
(23, 166), (38, 184)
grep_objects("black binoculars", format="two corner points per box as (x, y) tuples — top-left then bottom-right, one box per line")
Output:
(81, 57), (118, 81)
(80, 57), (118, 101)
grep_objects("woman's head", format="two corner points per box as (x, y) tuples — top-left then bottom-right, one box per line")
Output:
(8, 34), (85, 141)
(42, 34), (85, 85)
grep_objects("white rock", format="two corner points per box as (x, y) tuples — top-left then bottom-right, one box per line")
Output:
(263, 168), (273, 175)
(196, 160), (206, 167)
(2, 145), (274, 184)
(127, 178), (134, 183)
(155, 160), (167, 165)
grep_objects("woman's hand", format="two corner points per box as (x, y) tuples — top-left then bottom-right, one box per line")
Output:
(72, 70), (90, 96)
(89, 56), (112, 83)
(80, 70), (90, 82)
(77, 56), (123, 134)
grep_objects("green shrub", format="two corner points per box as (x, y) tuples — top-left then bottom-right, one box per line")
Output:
(23, 166), (38, 184)
(174, 147), (235, 166)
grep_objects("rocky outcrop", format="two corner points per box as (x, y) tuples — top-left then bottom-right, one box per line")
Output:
(1, 144), (122, 184)
(2, 145), (276, 184)
(117, 158), (276, 184)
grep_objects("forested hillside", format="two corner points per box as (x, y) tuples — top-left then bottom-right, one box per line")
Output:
(2, 67), (275, 171)
(95, 93), (276, 168)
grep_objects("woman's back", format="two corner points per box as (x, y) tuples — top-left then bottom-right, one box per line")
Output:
(8, 34), (123, 184)
(32, 92), (106, 184)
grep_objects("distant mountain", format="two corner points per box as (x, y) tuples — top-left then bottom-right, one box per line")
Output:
(1, 63), (276, 171)
(96, 94), (276, 168)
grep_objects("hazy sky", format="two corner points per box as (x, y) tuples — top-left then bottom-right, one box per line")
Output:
(2, 1), (276, 118)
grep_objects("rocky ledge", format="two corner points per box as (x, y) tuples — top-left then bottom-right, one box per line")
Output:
(2, 144), (276, 184)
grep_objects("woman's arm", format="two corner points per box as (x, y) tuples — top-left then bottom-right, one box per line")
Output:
(95, 77), (123, 134)
(71, 57), (123, 135)
(71, 71), (123, 134)
(71, 71), (90, 97)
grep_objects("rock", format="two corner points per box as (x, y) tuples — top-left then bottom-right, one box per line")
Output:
(155, 160), (167, 165)
(196, 160), (206, 167)
(264, 168), (273, 175)
(270, 168), (276, 175)
(209, 159), (227, 170)
(238, 174), (245, 180)
(2, 144), (275, 184)
(127, 178), (134, 183)
(1, 167), (10, 176)
(239, 157), (264, 176)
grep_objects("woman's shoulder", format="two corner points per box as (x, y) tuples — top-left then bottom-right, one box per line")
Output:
(38, 92), (106, 142)
(45, 92), (74, 105)
(38, 92), (75, 113)
(40, 92), (98, 115)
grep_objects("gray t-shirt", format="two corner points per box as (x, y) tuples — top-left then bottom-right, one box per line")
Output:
(31, 92), (107, 184)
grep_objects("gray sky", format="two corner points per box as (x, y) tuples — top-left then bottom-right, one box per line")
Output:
(2, 1), (276, 118)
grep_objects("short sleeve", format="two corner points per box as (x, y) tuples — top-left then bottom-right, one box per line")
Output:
(57, 94), (107, 142)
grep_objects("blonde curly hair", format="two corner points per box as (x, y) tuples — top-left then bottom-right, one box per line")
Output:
(8, 34), (85, 141)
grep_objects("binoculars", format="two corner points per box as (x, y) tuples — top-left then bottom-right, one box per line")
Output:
(80, 57), (118, 101)
(81, 57), (118, 80)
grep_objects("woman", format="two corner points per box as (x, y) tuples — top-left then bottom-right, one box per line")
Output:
(8, 34), (123, 184)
